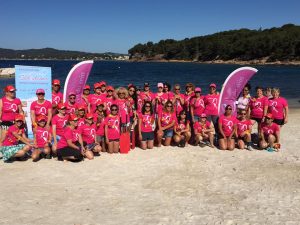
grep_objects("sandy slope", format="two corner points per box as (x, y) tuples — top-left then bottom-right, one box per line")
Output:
(0, 110), (299, 225)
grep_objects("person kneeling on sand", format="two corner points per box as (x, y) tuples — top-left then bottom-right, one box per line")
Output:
(259, 113), (280, 152)
(0, 114), (33, 162)
(173, 110), (191, 147)
(32, 115), (52, 161)
(235, 109), (254, 151)
(193, 113), (215, 148)
(56, 114), (85, 162)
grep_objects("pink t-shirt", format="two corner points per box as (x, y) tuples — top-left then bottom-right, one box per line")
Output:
(35, 126), (50, 148)
(154, 93), (168, 114)
(105, 97), (114, 115)
(193, 121), (211, 133)
(52, 92), (63, 105)
(174, 94), (185, 116)
(175, 120), (190, 133)
(184, 92), (195, 110)
(260, 122), (280, 137)
(104, 115), (120, 140)
(140, 92), (155, 102)
(88, 94), (105, 113)
(236, 119), (252, 136)
(159, 111), (177, 128)
(204, 94), (220, 116)
(65, 102), (78, 115)
(137, 96), (143, 114)
(219, 115), (237, 137)
(2, 125), (24, 146)
(30, 100), (52, 121)
(78, 123), (96, 144)
(77, 118), (85, 128)
(52, 114), (68, 137)
(57, 126), (79, 149)
(1, 97), (22, 121)
(114, 98), (129, 123)
(190, 96), (205, 116)
(268, 97), (288, 120)
(249, 96), (268, 119)
(94, 113), (105, 136)
(139, 113), (155, 132)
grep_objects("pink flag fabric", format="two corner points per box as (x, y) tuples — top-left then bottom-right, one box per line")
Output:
(63, 60), (94, 103)
(218, 67), (258, 116)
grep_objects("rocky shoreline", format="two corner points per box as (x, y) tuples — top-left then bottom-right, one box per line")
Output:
(0, 68), (15, 77)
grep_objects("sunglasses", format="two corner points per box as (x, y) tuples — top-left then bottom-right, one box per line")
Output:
(195, 91), (201, 93)
(145, 105), (151, 108)
(226, 108), (232, 111)
(158, 87), (163, 89)
(118, 92), (125, 95)
(72, 120), (78, 122)
(166, 105), (173, 107)
(129, 89), (135, 92)
(265, 117), (272, 120)
(37, 93), (45, 96)
(16, 120), (23, 123)
(240, 113), (246, 115)
(175, 88), (180, 90)
(86, 118), (93, 120)
(54, 84), (60, 87)
(9, 91), (15, 93)
(69, 97), (76, 99)
(111, 108), (118, 111)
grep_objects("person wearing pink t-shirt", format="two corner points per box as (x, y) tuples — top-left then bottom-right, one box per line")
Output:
(64, 92), (79, 115)
(115, 87), (130, 125)
(173, 110), (191, 147)
(204, 83), (220, 129)
(104, 104), (121, 154)
(218, 105), (237, 151)
(153, 83), (168, 115)
(193, 113), (215, 148)
(88, 83), (106, 113)
(0, 114), (32, 162)
(157, 101), (177, 147)
(0, 85), (24, 141)
(235, 109), (254, 151)
(172, 84), (185, 117)
(52, 79), (63, 114)
(138, 101), (155, 150)
(190, 87), (205, 123)
(248, 86), (269, 124)
(32, 115), (51, 161)
(259, 113), (280, 151)
(105, 86), (115, 115)
(56, 114), (85, 162)
(94, 106), (106, 152)
(30, 89), (52, 129)
(81, 84), (91, 108)
(77, 104), (87, 128)
(51, 103), (69, 155)
(77, 113), (101, 159)
(268, 88), (288, 126)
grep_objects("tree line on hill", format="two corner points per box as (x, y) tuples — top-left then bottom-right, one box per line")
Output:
(0, 47), (127, 60)
(128, 24), (300, 62)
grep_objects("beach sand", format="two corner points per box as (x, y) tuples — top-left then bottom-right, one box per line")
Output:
(0, 109), (300, 225)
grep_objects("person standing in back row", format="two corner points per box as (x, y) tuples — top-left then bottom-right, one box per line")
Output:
(204, 83), (220, 130)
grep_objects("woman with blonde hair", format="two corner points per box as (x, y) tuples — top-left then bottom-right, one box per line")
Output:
(268, 88), (288, 126)
(115, 87), (130, 126)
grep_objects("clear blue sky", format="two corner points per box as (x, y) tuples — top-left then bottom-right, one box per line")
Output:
(1, 0), (299, 54)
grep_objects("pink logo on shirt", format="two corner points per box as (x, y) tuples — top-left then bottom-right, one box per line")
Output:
(39, 107), (47, 115)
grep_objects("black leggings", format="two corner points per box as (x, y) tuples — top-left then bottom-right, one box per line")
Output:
(57, 142), (83, 161)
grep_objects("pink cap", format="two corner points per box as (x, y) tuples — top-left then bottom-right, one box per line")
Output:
(84, 84), (90, 90)
(36, 88), (45, 94)
(68, 114), (78, 121)
(52, 79), (61, 85)
(5, 85), (16, 92)
(265, 113), (273, 119)
(14, 114), (24, 121)
(94, 82), (101, 89)
(85, 113), (94, 119)
(200, 113), (207, 118)
(157, 83), (164, 88)
(37, 114), (47, 122)
(210, 83), (217, 88)
(99, 81), (106, 86)
(68, 92), (76, 97)
(195, 87), (202, 92)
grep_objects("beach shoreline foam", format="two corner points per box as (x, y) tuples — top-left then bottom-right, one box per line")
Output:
(0, 109), (299, 224)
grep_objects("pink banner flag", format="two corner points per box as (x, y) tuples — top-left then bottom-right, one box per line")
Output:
(63, 60), (94, 103)
(218, 67), (258, 116)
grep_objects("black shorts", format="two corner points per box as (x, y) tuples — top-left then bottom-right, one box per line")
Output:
(57, 147), (83, 161)
(0, 121), (14, 130)
(141, 132), (154, 141)
(273, 119), (284, 125)
(251, 117), (262, 123)
(109, 139), (119, 142)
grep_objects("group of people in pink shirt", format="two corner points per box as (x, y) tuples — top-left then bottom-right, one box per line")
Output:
(0, 79), (288, 162)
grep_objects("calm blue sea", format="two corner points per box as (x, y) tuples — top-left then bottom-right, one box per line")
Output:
(1, 60), (300, 106)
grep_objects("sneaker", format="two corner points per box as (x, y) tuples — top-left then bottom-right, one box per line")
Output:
(266, 147), (275, 152)
(247, 145), (254, 151)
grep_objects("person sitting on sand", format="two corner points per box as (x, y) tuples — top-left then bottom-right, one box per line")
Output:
(259, 113), (280, 152)
(104, 104), (121, 154)
(193, 113), (215, 148)
(56, 114), (85, 162)
(235, 109), (254, 151)
(157, 101), (177, 147)
(218, 105), (237, 151)
(32, 115), (51, 161)
(138, 101), (155, 150)
(173, 110), (191, 147)
(0, 114), (32, 162)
